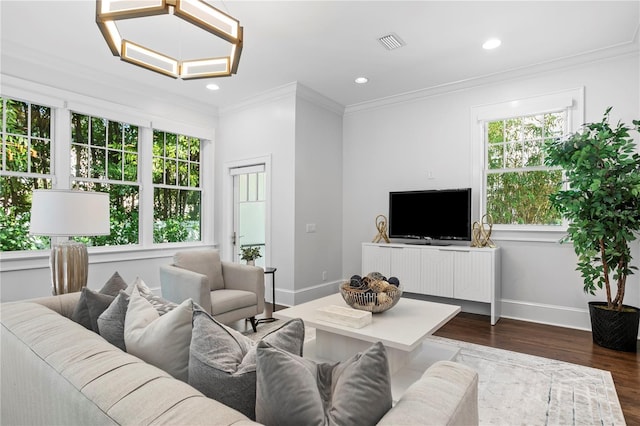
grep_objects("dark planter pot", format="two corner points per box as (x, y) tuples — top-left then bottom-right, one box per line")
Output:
(588, 301), (639, 352)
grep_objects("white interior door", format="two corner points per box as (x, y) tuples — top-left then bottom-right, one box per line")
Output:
(231, 164), (266, 267)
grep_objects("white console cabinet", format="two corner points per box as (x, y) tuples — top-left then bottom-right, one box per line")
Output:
(362, 243), (501, 325)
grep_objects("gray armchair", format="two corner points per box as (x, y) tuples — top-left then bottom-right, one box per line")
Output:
(160, 249), (265, 331)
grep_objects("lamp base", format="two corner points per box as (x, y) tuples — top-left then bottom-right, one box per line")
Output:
(50, 241), (88, 295)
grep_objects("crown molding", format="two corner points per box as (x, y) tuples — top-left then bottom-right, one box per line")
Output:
(296, 84), (345, 116)
(219, 81), (344, 117)
(218, 82), (298, 116)
(1, 40), (219, 122)
(344, 39), (640, 115)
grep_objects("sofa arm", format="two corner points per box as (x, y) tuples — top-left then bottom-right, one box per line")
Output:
(159, 264), (212, 313)
(221, 262), (265, 312)
(27, 292), (82, 319)
(378, 360), (479, 426)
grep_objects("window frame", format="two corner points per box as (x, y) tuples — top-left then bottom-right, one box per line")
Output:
(471, 88), (584, 242)
(151, 129), (203, 245)
(0, 84), (214, 266)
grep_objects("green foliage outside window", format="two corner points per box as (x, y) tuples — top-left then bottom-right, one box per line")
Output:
(485, 112), (565, 225)
(152, 130), (201, 243)
(71, 112), (139, 246)
(0, 97), (52, 251)
(1, 98), (205, 252)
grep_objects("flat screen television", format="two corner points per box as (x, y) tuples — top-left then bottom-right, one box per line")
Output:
(388, 188), (472, 243)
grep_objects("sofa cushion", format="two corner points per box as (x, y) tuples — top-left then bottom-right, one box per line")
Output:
(174, 249), (225, 291)
(124, 287), (194, 381)
(255, 340), (392, 426)
(188, 310), (304, 420)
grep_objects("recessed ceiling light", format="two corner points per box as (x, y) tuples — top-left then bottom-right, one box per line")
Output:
(482, 38), (502, 50)
(355, 77), (369, 84)
(206, 83), (220, 91)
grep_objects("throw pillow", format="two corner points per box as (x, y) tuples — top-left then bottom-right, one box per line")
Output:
(99, 271), (128, 296)
(255, 340), (392, 426)
(97, 282), (179, 352)
(126, 276), (178, 314)
(71, 287), (115, 332)
(124, 287), (194, 382)
(188, 310), (305, 420)
(71, 271), (128, 331)
(97, 290), (129, 351)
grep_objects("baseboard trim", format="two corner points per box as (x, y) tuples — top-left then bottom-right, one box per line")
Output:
(276, 280), (342, 307)
(500, 298), (592, 331)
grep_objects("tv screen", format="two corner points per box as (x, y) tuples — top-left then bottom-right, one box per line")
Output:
(388, 188), (471, 242)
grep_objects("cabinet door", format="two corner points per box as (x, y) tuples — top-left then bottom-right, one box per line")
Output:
(421, 249), (454, 297)
(362, 245), (391, 277)
(390, 247), (422, 293)
(453, 251), (492, 302)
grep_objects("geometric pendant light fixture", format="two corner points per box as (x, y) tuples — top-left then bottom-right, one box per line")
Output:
(96, 0), (243, 79)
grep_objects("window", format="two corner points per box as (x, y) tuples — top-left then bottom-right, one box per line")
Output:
(484, 112), (565, 225)
(152, 130), (201, 243)
(71, 112), (140, 246)
(0, 97), (53, 251)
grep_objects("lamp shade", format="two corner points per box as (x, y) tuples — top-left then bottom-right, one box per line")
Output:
(30, 190), (110, 236)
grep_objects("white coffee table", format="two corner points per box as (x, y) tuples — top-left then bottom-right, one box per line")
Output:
(273, 293), (461, 399)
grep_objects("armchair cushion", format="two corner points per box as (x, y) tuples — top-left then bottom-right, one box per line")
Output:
(211, 289), (258, 316)
(174, 249), (224, 291)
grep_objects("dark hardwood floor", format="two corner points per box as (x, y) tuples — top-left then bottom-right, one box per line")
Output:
(433, 312), (640, 425)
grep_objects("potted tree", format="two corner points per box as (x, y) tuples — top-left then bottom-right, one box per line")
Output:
(544, 107), (640, 352)
(240, 246), (262, 266)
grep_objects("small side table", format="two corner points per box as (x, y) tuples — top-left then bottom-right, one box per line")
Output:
(257, 267), (277, 325)
(265, 267), (277, 311)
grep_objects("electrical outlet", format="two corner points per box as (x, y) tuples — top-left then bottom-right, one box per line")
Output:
(306, 223), (316, 233)
(322, 271), (327, 281)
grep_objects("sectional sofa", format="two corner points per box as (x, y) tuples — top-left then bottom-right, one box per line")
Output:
(1, 292), (479, 425)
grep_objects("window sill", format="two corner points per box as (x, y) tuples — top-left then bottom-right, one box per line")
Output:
(0, 242), (217, 272)
(490, 226), (570, 244)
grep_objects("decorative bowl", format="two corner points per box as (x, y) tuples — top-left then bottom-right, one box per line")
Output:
(339, 280), (402, 313)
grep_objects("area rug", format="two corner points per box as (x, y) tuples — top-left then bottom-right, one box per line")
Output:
(246, 321), (625, 425)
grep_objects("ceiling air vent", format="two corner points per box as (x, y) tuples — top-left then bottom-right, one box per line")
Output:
(378, 33), (405, 50)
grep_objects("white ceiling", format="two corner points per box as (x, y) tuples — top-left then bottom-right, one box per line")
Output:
(1, 1), (639, 113)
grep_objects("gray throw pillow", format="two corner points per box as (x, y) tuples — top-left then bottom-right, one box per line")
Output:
(99, 271), (128, 296)
(71, 287), (115, 332)
(97, 290), (129, 351)
(255, 340), (392, 426)
(71, 271), (128, 331)
(188, 310), (305, 420)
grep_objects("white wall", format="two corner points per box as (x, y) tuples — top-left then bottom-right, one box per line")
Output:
(293, 89), (344, 303)
(216, 83), (344, 306)
(216, 85), (297, 305)
(342, 52), (640, 330)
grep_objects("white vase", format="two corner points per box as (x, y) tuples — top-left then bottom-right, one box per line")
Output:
(246, 260), (255, 266)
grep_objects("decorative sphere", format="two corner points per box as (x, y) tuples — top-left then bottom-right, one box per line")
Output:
(349, 275), (362, 288)
(388, 277), (400, 287)
(367, 272), (385, 281)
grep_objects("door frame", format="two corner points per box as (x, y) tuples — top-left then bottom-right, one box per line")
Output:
(222, 155), (272, 264)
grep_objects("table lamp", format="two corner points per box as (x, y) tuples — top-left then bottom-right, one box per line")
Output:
(30, 189), (110, 295)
